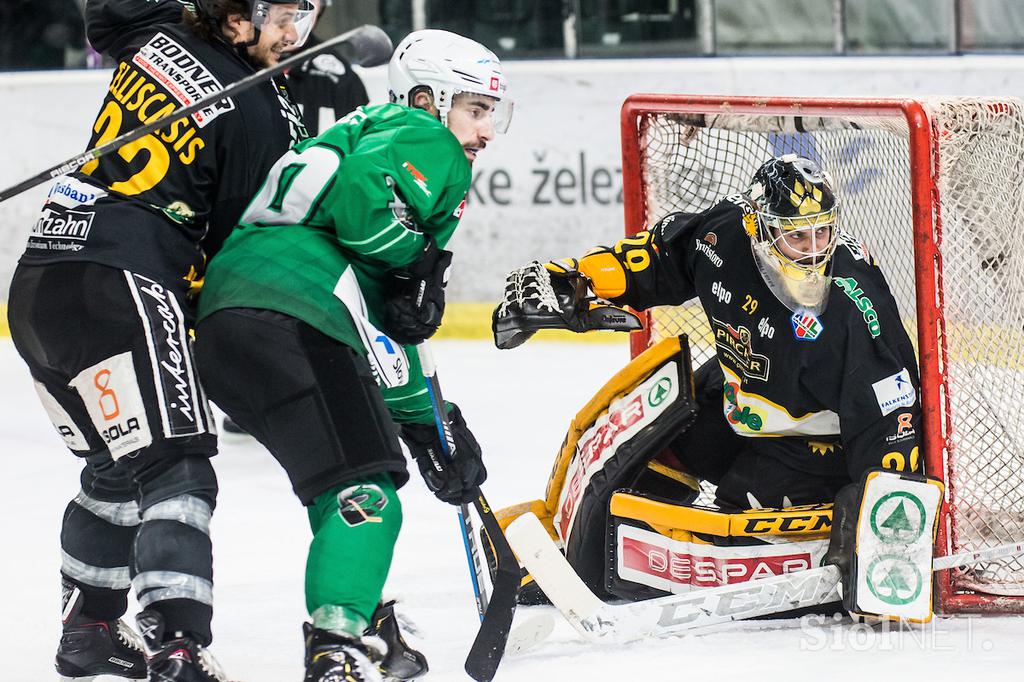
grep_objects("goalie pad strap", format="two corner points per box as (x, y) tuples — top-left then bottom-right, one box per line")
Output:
(610, 493), (832, 538)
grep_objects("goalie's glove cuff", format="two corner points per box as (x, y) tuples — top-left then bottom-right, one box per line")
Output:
(492, 260), (642, 349)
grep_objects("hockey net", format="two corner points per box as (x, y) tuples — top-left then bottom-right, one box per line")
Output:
(620, 95), (1024, 613)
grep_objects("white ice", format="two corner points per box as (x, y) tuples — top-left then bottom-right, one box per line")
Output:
(2, 338), (1021, 681)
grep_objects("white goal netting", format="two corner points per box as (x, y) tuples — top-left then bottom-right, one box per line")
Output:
(627, 96), (1024, 605)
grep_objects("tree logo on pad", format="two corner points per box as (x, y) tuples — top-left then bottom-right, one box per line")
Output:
(869, 492), (927, 544)
(647, 377), (673, 407)
(337, 484), (389, 527)
(865, 554), (923, 605)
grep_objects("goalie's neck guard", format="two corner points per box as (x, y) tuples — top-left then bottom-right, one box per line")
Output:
(751, 239), (833, 315)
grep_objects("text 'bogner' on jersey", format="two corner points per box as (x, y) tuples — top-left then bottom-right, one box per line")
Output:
(579, 197), (922, 480)
(21, 0), (306, 288)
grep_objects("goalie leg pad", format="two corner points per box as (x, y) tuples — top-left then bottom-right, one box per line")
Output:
(824, 468), (943, 622)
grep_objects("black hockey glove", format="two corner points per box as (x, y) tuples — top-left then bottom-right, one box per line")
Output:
(382, 236), (453, 345)
(492, 260), (642, 350)
(400, 404), (486, 505)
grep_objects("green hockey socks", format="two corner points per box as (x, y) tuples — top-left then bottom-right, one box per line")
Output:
(305, 474), (402, 636)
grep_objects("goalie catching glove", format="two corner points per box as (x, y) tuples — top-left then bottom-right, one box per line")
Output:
(400, 404), (486, 505)
(492, 259), (642, 349)
(383, 236), (453, 344)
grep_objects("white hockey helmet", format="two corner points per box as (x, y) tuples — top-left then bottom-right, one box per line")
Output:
(388, 29), (512, 133)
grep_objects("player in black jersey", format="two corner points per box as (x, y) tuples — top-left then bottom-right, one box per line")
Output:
(6, 1), (314, 680)
(220, 0), (367, 435)
(286, 0), (369, 136)
(497, 155), (922, 510)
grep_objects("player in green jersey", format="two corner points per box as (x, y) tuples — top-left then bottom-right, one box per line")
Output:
(193, 29), (511, 682)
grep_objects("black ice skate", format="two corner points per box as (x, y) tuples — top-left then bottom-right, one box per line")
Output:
(365, 601), (429, 681)
(56, 584), (146, 681)
(303, 623), (384, 682)
(137, 610), (229, 682)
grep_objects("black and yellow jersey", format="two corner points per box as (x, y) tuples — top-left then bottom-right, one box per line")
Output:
(21, 0), (306, 288)
(573, 197), (922, 481)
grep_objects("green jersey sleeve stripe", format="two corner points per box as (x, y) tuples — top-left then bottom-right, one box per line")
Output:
(338, 219), (405, 247)
(364, 228), (417, 255)
(385, 387), (429, 402)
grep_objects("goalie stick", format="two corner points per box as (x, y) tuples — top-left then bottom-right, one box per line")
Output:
(506, 512), (1024, 645)
(416, 343), (520, 682)
(0, 25), (393, 203)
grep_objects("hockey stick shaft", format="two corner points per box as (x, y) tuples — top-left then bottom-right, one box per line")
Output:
(0, 25), (393, 204)
(415, 342), (489, 618)
(415, 342), (521, 682)
(507, 512), (1024, 645)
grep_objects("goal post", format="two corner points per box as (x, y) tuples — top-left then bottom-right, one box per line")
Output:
(619, 94), (1024, 613)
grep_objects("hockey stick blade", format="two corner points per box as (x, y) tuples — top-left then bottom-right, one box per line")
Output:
(464, 493), (522, 681)
(0, 25), (393, 203)
(504, 613), (557, 657)
(332, 24), (394, 67)
(507, 512), (1024, 645)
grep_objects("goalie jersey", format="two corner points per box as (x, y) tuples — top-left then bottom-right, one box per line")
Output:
(579, 197), (922, 483)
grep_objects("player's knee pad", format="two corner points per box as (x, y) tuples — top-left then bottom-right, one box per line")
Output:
(135, 454), (218, 511)
(60, 492), (139, 596)
(133, 492), (215, 620)
(80, 453), (137, 502)
(310, 475), (403, 535)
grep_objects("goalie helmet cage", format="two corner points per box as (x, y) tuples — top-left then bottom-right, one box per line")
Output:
(620, 94), (1024, 614)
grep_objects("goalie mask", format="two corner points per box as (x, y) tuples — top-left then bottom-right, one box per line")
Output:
(746, 155), (840, 314)
(388, 29), (513, 133)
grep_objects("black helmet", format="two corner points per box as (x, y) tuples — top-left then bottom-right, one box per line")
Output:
(745, 155), (840, 313)
(749, 154), (838, 227)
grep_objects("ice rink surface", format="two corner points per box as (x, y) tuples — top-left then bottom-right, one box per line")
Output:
(2, 337), (1021, 681)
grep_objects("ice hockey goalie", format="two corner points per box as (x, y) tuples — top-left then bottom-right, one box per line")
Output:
(488, 155), (940, 621)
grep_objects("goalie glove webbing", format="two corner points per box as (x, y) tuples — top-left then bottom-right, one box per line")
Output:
(492, 261), (641, 350)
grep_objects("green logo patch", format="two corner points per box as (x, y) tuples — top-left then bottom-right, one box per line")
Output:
(865, 554), (923, 605)
(337, 484), (389, 527)
(869, 491), (926, 544)
(648, 377), (673, 407)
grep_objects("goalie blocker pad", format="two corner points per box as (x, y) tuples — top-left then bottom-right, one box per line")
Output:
(825, 468), (943, 622)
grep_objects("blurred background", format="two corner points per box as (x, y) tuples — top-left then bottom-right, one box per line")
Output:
(4, 0), (1024, 321)
(3, 0), (1024, 71)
